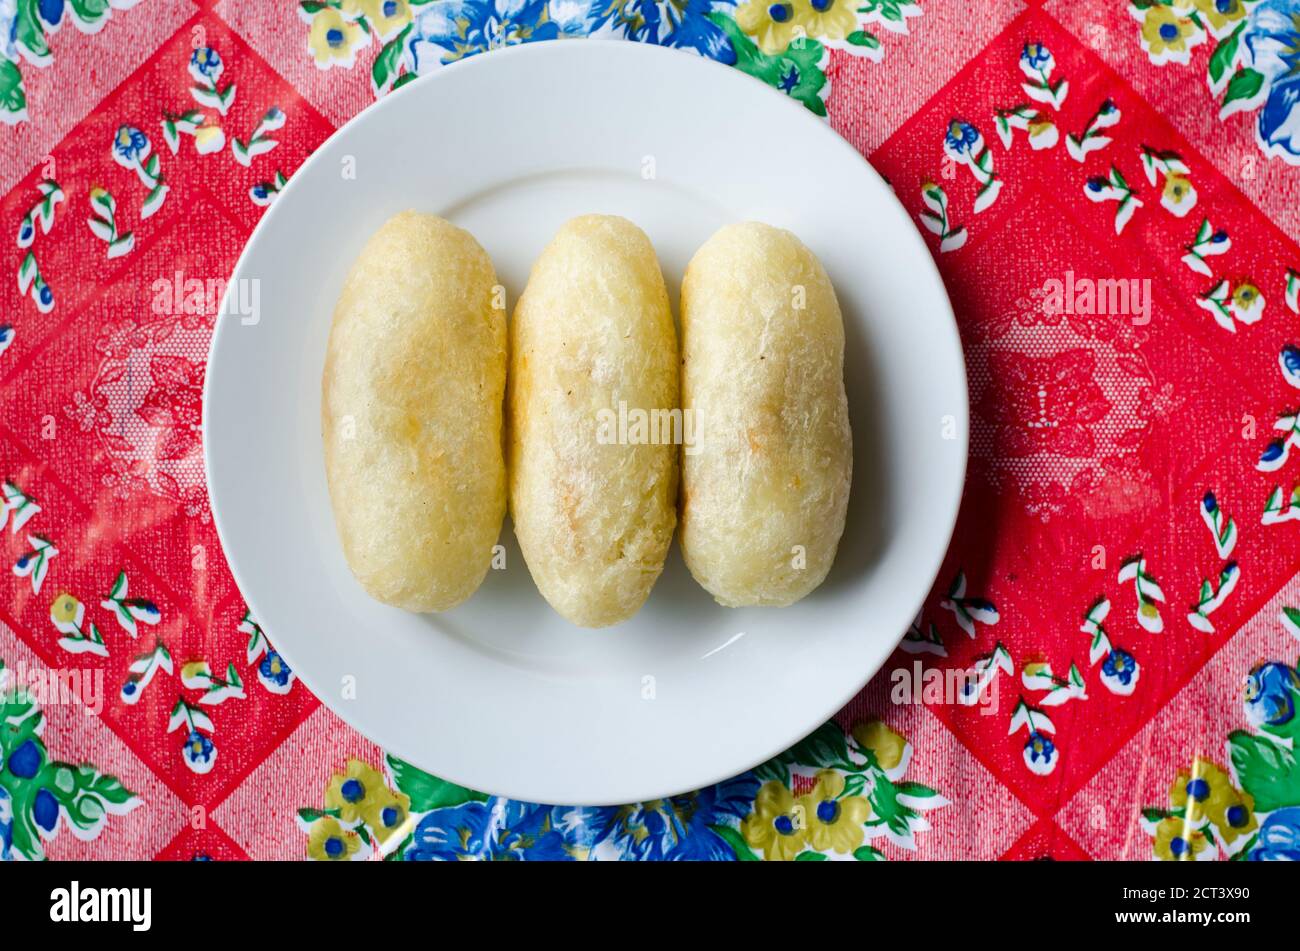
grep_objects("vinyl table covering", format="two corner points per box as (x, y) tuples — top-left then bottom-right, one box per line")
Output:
(2, 0), (1299, 861)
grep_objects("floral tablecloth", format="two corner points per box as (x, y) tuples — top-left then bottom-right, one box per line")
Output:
(3, 0), (1300, 862)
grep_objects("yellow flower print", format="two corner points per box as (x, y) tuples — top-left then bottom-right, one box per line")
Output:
(1169, 758), (1234, 823)
(325, 759), (389, 823)
(736, 0), (801, 55)
(1232, 282), (1261, 311)
(351, 0), (413, 41)
(793, 0), (856, 44)
(180, 661), (207, 682)
(1154, 816), (1207, 861)
(193, 123), (225, 154)
(362, 788), (415, 848)
(1192, 0), (1246, 35)
(1169, 758), (1257, 847)
(853, 720), (906, 771)
(797, 770), (871, 854)
(308, 7), (367, 69)
(1162, 173), (1195, 210)
(1140, 6), (1199, 59)
(741, 781), (807, 860)
(308, 816), (362, 861)
(1026, 116), (1059, 149)
(1211, 791), (1257, 846)
(50, 593), (82, 627)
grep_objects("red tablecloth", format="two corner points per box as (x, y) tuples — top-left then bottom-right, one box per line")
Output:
(3, 0), (1300, 861)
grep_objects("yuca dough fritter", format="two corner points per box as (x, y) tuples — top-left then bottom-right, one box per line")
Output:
(680, 221), (852, 607)
(322, 211), (507, 612)
(508, 215), (678, 628)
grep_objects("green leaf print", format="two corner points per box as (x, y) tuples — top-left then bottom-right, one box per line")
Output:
(894, 781), (941, 803)
(710, 823), (761, 860)
(751, 756), (791, 788)
(69, 0), (111, 23)
(1221, 67), (1265, 113)
(45, 763), (138, 833)
(1207, 21), (1243, 90)
(860, 0), (916, 22)
(0, 60), (25, 120)
(868, 772), (921, 840)
(783, 720), (852, 770)
(15, 0), (50, 63)
(1, 660), (140, 859)
(371, 24), (413, 96)
(386, 753), (487, 811)
(1, 691), (44, 761)
(710, 14), (828, 117)
(1229, 729), (1300, 813)
(298, 806), (341, 823)
(5, 777), (45, 861)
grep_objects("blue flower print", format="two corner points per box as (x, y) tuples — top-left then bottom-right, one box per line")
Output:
(943, 120), (982, 159)
(1244, 661), (1300, 729)
(1020, 41), (1052, 73)
(405, 800), (493, 860)
(563, 0), (738, 63)
(36, 0), (63, 31)
(1259, 71), (1300, 160)
(1260, 439), (1287, 468)
(258, 650), (293, 690)
(1244, 0), (1300, 163)
(1248, 806), (1300, 860)
(1102, 648), (1137, 687)
(7, 739), (41, 779)
(1281, 346), (1300, 388)
(1023, 730), (1057, 776)
(1027, 731), (1054, 761)
(111, 126), (150, 167)
(32, 787), (58, 834)
(486, 800), (593, 860)
(0, 0), (19, 64)
(405, 0), (561, 71)
(182, 730), (215, 771)
(189, 47), (224, 83)
(601, 772), (759, 860)
(402, 772), (761, 861)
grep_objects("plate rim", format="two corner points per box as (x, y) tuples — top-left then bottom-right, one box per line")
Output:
(202, 37), (969, 805)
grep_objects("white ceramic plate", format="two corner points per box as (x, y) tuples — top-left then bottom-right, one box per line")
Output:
(203, 39), (967, 806)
